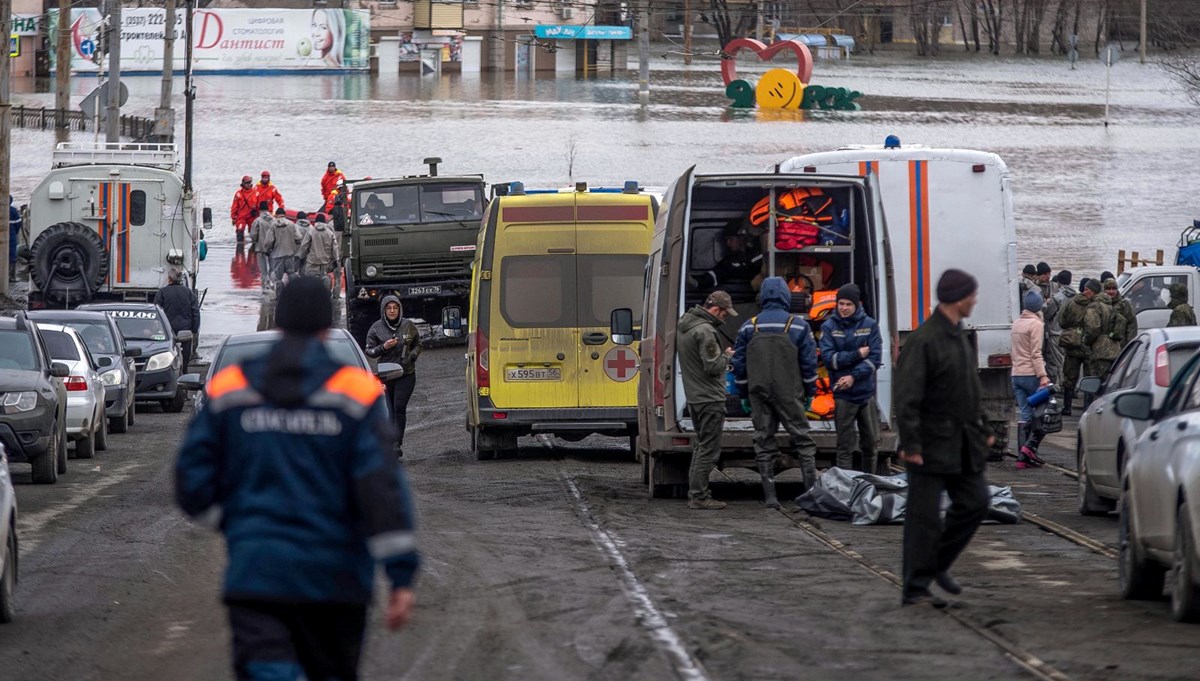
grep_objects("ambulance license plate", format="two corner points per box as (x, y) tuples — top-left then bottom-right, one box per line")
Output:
(506, 367), (561, 381)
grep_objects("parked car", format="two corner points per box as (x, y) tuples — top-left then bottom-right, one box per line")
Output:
(181, 328), (400, 412)
(1076, 328), (1200, 516)
(1112, 351), (1200, 623)
(0, 314), (69, 484)
(37, 324), (108, 459)
(26, 310), (140, 434)
(0, 442), (17, 623)
(77, 303), (192, 413)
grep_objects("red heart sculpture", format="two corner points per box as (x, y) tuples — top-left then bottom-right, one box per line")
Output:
(721, 39), (814, 87)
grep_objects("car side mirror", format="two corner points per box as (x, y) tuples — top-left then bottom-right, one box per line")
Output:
(610, 308), (635, 346)
(375, 362), (405, 383)
(332, 205), (346, 233)
(441, 306), (465, 338)
(51, 362), (70, 378)
(1078, 376), (1102, 395)
(124, 346), (142, 358)
(177, 373), (205, 391)
(202, 206), (213, 231)
(96, 356), (113, 368)
(1113, 391), (1154, 421)
(176, 330), (194, 343)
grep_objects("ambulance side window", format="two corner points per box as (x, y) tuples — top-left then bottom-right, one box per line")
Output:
(130, 190), (147, 226)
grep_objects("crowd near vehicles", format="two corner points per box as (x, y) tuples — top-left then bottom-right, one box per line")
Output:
(0, 444), (14, 624)
(332, 158), (486, 349)
(23, 143), (204, 309)
(37, 324), (108, 460)
(76, 303), (191, 413)
(0, 314), (69, 484)
(636, 144), (1017, 497)
(463, 182), (658, 460)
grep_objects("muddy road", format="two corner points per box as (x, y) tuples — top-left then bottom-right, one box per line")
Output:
(1, 346), (1198, 680)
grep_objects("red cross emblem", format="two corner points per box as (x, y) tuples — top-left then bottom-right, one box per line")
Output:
(604, 347), (639, 383)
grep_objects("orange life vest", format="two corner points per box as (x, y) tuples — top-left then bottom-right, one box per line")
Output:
(748, 188), (837, 251)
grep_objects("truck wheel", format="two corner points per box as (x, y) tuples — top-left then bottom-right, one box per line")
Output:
(29, 222), (109, 305)
(0, 529), (16, 624)
(30, 430), (58, 485)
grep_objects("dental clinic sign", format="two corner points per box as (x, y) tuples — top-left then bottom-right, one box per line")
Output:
(49, 8), (371, 73)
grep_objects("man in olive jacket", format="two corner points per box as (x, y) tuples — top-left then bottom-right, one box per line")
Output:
(677, 291), (737, 510)
(895, 269), (992, 607)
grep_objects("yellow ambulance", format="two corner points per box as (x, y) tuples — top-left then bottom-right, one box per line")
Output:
(463, 182), (657, 460)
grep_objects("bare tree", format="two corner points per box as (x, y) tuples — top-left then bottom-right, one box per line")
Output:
(703, 0), (753, 49)
(910, 0), (950, 56)
(979, 0), (1003, 55)
(564, 134), (579, 183)
(1163, 56), (1200, 106)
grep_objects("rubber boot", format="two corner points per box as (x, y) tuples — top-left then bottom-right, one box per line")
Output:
(758, 462), (780, 509)
(801, 465), (819, 494)
(1062, 389), (1074, 417)
(1016, 423), (1029, 455)
(863, 452), (879, 476)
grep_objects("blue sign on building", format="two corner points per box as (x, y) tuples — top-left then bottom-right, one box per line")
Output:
(534, 25), (632, 40)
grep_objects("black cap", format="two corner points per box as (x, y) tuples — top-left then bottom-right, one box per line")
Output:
(327, 161), (337, 168)
(316, 213), (326, 222)
(1084, 279), (1102, 294)
(937, 268), (978, 304)
(1053, 269), (1072, 286)
(275, 277), (333, 334)
(296, 211), (308, 220)
(258, 200), (269, 211)
(275, 207), (287, 216)
(836, 283), (861, 307)
(1036, 262), (1051, 275)
(1100, 271), (1115, 283)
(1022, 264), (1037, 276)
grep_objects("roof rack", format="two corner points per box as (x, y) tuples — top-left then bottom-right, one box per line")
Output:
(52, 142), (179, 171)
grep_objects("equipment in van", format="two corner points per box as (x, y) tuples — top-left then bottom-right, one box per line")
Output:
(748, 187), (848, 250)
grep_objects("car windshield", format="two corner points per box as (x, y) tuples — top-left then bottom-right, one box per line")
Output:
(213, 337), (363, 375)
(62, 321), (119, 355)
(42, 330), (81, 362)
(110, 314), (168, 341)
(0, 330), (39, 371)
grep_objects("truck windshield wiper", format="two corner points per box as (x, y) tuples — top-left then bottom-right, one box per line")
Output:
(425, 211), (475, 230)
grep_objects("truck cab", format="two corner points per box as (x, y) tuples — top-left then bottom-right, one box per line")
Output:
(336, 158), (486, 347)
(1117, 265), (1200, 330)
(24, 143), (201, 309)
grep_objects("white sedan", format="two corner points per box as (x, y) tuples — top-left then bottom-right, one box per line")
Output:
(1113, 350), (1200, 623)
(38, 324), (108, 459)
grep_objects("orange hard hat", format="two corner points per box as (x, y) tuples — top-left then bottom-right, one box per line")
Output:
(241, 175), (252, 183)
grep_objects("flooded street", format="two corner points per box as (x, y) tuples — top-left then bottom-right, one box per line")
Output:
(6, 51), (1199, 328)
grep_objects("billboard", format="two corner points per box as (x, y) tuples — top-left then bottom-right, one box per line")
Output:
(50, 8), (371, 73)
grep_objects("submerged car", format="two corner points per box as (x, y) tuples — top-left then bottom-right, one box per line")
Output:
(37, 324), (108, 459)
(0, 314), (69, 484)
(77, 303), (192, 413)
(1076, 328), (1200, 515)
(0, 442), (16, 623)
(26, 310), (139, 434)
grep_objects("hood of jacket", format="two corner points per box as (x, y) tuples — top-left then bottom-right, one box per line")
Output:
(295, 219), (311, 229)
(380, 294), (403, 330)
(1072, 293), (1094, 308)
(680, 305), (720, 334)
(312, 221), (327, 231)
(759, 277), (791, 311)
(832, 305), (866, 328)
(1171, 283), (1189, 306)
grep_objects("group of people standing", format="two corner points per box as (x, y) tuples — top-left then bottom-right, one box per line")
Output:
(247, 204), (339, 294)
(230, 171), (286, 243)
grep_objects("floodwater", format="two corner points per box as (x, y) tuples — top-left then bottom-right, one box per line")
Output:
(7, 50), (1198, 337)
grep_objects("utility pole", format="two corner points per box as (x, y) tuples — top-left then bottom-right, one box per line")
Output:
(683, 0), (692, 65)
(105, 0), (122, 144)
(0, 0), (11, 292)
(637, 0), (649, 104)
(184, 0), (194, 192)
(1139, 0), (1147, 64)
(755, 0), (763, 41)
(55, 0), (70, 129)
(155, 0), (176, 142)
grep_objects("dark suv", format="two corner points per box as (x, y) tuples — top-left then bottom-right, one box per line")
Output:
(78, 303), (192, 413)
(0, 314), (69, 484)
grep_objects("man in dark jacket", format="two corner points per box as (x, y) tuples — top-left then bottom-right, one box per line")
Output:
(819, 283), (883, 474)
(1168, 282), (1197, 327)
(732, 277), (819, 508)
(365, 294), (423, 457)
(154, 268), (200, 369)
(895, 269), (992, 608)
(678, 290), (737, 510)
(176, 277), (419, 681)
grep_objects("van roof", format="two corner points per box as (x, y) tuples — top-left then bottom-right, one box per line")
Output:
(778, 146), (1005, 172)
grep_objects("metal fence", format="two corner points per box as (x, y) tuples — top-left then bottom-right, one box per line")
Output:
(10, 106), (158, 141)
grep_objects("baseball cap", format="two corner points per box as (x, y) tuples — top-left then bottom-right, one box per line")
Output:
(705, 291), (738, 316)
(327, 161), (337, 168)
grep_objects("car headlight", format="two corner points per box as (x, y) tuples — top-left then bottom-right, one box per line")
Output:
(145, 351), (177, 372)
(365, 265), (379, 278)
(100, 368), (125, 386)
(1, 391), (37, 414)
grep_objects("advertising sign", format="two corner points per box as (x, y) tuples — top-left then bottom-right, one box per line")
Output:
(12, 15), (38, 36)
(533, 25), (632, 40)
(50, 8), (371, 73)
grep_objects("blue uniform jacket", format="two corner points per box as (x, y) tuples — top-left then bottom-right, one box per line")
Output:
(819, 305), (883, 404)
(732, 277), (819, 399)
(175, 341), (419, 605)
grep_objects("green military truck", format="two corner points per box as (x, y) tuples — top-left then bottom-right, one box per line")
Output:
(333, 159), (485, 347)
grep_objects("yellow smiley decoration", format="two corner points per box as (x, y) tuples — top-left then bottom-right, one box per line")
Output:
(755, 68), (804, 110)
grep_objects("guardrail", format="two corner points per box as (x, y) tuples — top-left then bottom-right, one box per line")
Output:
(9, 105), (158, 141)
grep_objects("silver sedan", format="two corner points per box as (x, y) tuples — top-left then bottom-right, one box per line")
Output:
(0, 442), (15, 623)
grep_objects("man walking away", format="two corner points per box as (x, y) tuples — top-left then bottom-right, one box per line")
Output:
(1011, 290), (1050, 469)
(732, 277), (820, 508)
(299, 212), (338, 290)
(1104, 279), (1137, 349)
(154, 268), (200, 370)
(1168, 283), (1197, 327)
(818, 283), (883, 474)
(896, 269), (992, 608)
(1058, 278), (1100, 416)
(248, 202), (276, 291)
(677, 291), (737, 510)
(270, 208), (302, 288)
(176, 277), (419, 681)
(230, 176), (258, 244)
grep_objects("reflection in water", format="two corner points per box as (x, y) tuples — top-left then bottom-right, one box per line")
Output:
(229, 243), (261, 290)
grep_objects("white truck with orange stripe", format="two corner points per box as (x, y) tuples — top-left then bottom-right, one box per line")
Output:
(24, 143), (201, 309)
(636, 144), (1017, 497)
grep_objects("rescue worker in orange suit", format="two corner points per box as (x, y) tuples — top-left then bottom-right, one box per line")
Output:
(230, 175), (258, 244)
(324, 179), (346, 215)
(253, 171), (285, 214)
(321, 161), (346, 208)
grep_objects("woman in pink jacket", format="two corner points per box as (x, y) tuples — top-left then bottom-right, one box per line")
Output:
(1012, 290), (1051, 469)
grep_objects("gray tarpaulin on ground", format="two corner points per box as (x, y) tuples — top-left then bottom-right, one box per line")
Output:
(795, 467), (1022, 525)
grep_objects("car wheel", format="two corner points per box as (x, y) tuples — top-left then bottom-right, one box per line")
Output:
(109, 412), (127, 434)
(1078, 444), (1114, 516)
(96, 412), (108, 451)
(164, 389), (187, 414)
(127, 402), (135, 427)
(1171, 505), (1200, 623)
(56, 426), (68, 475)
(1119, 493), (1166, 600)
(0, 528), (16, 624)
(30, 430), (58, 485)
(75, 431), (95, 460)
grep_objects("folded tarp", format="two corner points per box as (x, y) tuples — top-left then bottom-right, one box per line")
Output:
(795, 467), (1021, 525)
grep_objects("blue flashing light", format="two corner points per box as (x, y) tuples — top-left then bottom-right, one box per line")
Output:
(623, 181), (639, 194)
(884, 135), (901, 149)
(509, 181), (525, 195)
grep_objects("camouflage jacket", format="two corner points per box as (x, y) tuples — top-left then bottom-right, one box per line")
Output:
(1087, 295), (1121, 362)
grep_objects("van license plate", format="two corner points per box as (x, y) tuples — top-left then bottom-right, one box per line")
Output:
(506, 367), (561, 381)
(408, 285), (442, 296)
